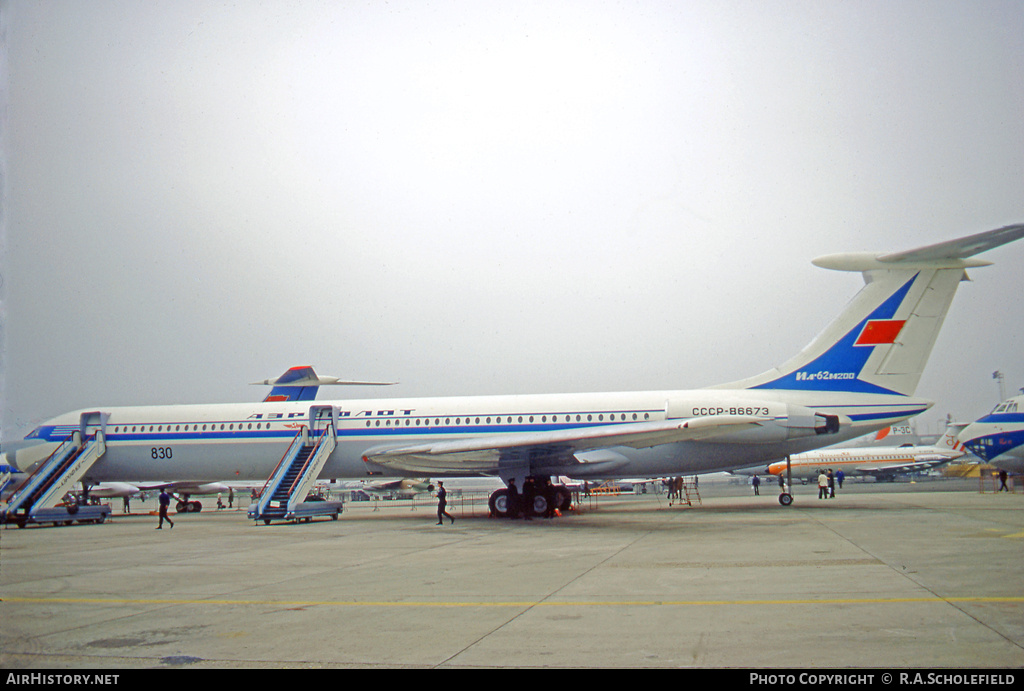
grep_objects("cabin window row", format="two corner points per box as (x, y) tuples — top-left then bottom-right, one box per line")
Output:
(112, 423), (270, 433)
(109, 411), (655, 433)
(363, 412), (652, 428)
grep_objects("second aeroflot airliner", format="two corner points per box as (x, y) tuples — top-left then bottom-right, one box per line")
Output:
(14, 224), (1024, 509)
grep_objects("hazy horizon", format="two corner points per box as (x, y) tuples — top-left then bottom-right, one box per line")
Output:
(2, 0), (1022, 443)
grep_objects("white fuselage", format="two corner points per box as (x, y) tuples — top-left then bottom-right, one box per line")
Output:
(958, 396), (1024, 474)
(18, 224), (1023, 491)
(20, 388), (930, 484)
(764, 445), (960, 480)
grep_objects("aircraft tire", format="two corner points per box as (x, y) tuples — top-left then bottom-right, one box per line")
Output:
(190, 501), (203, 513)
(532, 493), (549, 517)
(778, 493), (793, 506)
(555, 487), (572, 512)
(488, 489), (510, 518)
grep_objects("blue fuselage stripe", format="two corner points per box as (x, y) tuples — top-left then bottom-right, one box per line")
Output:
(27, 407), (925, 445)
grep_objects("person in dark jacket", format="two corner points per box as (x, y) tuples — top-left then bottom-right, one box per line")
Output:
(157, 490), (174, 529)
(507, 478), (520, 519)
(436, 481), (454, 525)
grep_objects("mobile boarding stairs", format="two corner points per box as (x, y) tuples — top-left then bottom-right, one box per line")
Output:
(1, 412), (113, 528)
(249, 405), (343, 524)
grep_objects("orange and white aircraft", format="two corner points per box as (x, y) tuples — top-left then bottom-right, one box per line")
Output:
(764, 423), (967, 482)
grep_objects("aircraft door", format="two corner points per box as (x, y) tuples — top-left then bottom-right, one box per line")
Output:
(79, 411), (110, 442)
(308, 405), (338, 436)
(665, 399), (688, 420)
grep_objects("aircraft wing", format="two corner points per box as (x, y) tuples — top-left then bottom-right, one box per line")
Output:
(75, 481), (231, 497)
(364, 415), (765, 475)
(86, 482), (141, 498)
(134, 481), (231, 495)
(362, 478), (433, 493)
(854, 455), (950, 479)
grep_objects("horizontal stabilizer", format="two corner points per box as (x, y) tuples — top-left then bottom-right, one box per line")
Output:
(879, 223), (1024, 263)
(254, 366), (397, 402)
(812, 223), (1024, 272)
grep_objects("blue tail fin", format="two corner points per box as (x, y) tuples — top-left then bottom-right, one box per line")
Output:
(259, 366), (324, 402)
(716, 224), (1024, 396)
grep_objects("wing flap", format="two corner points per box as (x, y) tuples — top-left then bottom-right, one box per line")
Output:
(365, 415), (766, 474)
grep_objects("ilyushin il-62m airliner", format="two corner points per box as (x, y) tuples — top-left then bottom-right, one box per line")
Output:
(5, 224), (1023, 525)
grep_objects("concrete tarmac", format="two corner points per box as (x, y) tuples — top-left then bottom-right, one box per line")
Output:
(1, 479), (1022, 669)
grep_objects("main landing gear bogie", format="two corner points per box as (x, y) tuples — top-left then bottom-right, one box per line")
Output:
(488, 481), (572, 519)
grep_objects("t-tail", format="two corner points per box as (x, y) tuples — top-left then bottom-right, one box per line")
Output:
(936, 422), (968, 456)
(252, 366), (397, 402)
(717, 224), (1024, 397)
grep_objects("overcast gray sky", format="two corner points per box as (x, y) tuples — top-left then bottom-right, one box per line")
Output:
(2, 0), (1022, 443)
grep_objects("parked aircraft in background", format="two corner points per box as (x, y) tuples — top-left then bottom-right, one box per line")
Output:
(958, 394), (1024, 475)
(6, 223), (1023, 526)
(2, 457), (231, 512)
(324, 476), (541, 500)
(1, 461), (26, 501)
(763, 423), (966, 481)
(85, 480), (233, 512)
(730, 423), (923, 477)
(0, 440), (47, 497)
(323, 477), (435, 499)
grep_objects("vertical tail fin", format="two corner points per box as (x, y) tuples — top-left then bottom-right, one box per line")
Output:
(258, 366), (324, 402)
(874, 424), (917, 443)
(717, 224), (1024, 396)
(936, 423), (968, 456)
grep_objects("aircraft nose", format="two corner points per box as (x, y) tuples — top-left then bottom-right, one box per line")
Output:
(1, 439), (52, 472)
(957, 423), (993, 460)
(962, 423), (988, 444)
